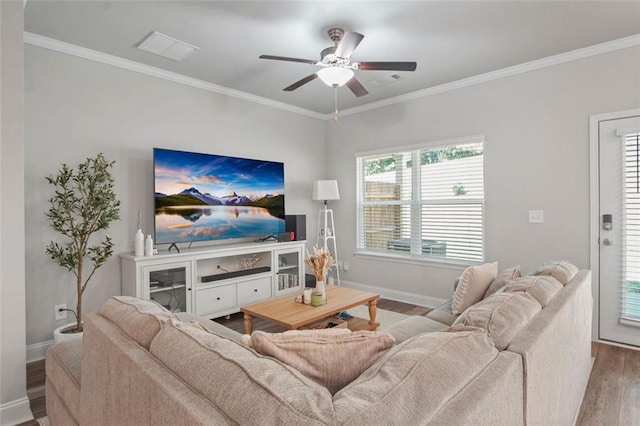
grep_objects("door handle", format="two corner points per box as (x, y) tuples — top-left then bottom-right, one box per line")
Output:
(602, 238), (613, 246)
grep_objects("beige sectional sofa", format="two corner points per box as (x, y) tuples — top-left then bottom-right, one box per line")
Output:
(46, 269), (592, 425)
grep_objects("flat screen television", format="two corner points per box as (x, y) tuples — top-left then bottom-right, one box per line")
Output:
(153, 148), (285, 245)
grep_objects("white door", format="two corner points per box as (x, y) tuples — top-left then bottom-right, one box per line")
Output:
(599, 115), (640, 347)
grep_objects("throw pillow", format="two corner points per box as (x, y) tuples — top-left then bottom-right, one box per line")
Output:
(460, 292), (541, 350)
(248, 329), (395, 394)
(241, 328), (351, 348)
(483, 266), (522, 299)
(451, 262), (498, 315)
(533, 261), (579, 285)
(98, 296), (177, 349)
(503, 275), (563, 307)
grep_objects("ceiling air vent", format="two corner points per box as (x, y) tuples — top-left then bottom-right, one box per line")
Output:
(136, 31), (199, 61)
(367, 74), (402, 88)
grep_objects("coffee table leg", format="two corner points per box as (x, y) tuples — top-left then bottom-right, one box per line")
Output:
(368, 299), (378, 331)
(243, 313), (253, 334)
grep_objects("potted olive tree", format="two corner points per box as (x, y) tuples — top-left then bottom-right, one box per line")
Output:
(46, 153), (120, 338)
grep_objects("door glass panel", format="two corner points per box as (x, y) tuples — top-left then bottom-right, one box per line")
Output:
(623, 132), (640, 321)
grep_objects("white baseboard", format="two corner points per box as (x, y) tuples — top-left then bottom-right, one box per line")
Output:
(27, 339), (53, 363)
(341, 280), (447, 308)
(593, 338), (640, 352)
(0, 396), (33, 426)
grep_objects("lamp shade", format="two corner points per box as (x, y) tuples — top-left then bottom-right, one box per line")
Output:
(317, 67), (354, 87)
(312, 180), (340, 201)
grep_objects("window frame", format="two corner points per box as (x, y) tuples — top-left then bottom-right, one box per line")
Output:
(355, 134), (486, 268)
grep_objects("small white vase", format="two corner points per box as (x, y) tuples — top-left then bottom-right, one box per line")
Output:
(53, 322), (83, 344)
(315, 280), (326, 304)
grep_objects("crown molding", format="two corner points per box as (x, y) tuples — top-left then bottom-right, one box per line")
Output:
(23, 32), (326, 120)
(329, 33), (640, 120)
(24, 31), (640, 122)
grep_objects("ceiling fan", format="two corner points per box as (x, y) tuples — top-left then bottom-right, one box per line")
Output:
(259, 27), (417, 98)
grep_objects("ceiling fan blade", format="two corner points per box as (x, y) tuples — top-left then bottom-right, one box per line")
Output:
(259, 55), (318, 65)
(346, 77), (369, 97)
(356, 61), (417, 71)
(283, 73), (318, 91)
(334, 31), (364, 59)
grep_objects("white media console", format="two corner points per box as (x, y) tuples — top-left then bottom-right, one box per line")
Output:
(120, 240), (306, 319)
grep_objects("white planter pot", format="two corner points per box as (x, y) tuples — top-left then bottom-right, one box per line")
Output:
(53, 322), (83, 344)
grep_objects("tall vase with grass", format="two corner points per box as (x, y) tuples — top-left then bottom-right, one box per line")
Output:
(46, 153), (120, 337)
(304, 246), (335, 306)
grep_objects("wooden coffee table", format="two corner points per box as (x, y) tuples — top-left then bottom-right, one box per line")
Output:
(241, 285), (380, 334)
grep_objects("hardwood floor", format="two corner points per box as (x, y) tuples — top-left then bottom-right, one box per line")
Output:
(577, 341), (640, 425)
(19, 300), (640, 425)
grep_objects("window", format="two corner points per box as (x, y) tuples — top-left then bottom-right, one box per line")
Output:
(356, 136), (484, 263)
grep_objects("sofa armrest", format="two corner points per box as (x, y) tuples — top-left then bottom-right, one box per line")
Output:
(507, 270), (593, 426)
(175, 312), (242, 342)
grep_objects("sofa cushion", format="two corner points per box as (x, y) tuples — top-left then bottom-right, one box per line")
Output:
(149, 320), (335, 424)
(99, 296), (177, 349)
(333, 326), (499, 424)
(484, 266), (522, 298)
(534, 261), (579, 285)
(46, 339), (83, 423)
(426, 300), (457, 326)
(503, 275), (563, 307)
(460, 292), (541, 350)
(246, 329), (395, 394)
(384, 315), (449, 344)
(452, 262), (498, 315)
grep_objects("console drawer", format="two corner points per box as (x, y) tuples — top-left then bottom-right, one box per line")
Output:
(237, 276), (272, 305)
(195, 284), (237, 317)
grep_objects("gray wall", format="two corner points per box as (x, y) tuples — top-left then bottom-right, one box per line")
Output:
(23, 39), (640, 348)
(0, 1), (30, 424)
(326, 46), (640, 301)
(24, 46), (326, 346)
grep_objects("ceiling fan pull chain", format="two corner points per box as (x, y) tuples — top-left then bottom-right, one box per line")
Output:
(334, 87), (339, 122)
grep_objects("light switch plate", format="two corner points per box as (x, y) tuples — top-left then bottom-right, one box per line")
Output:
(529, 210), (544, 224)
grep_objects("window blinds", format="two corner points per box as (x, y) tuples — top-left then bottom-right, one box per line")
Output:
(356, 140), (484, 262)
(622, 132), (640, 322)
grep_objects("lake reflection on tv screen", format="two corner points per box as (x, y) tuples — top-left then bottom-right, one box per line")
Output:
(155, 205), (284, 243)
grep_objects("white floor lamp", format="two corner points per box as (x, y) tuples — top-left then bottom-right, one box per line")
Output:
(312, 179), (340, 286)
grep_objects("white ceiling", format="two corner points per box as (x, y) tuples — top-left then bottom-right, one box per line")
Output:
(24, 1), (640, 115)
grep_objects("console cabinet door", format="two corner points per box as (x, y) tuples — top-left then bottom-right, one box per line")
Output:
(142, 261), (192, 314)
(237, 276), (272, 305)
(274, 248), (303, 296)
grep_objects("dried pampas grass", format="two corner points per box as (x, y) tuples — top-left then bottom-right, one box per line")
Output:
(305, 246), (335, 281)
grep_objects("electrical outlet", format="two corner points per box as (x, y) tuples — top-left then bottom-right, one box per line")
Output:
(55, 304), (67, 321)
(343, 261), (349, 271)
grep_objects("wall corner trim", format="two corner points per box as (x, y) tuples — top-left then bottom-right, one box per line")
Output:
(23, 31), (640, 122)
(23, 32), (326, 121)
(330, 33), (640, 119)
(0, 397), (33, 426)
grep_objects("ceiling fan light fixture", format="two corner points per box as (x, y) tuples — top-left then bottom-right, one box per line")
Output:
(317, 67), (354, 87)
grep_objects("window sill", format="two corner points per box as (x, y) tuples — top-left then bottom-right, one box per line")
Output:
(353, 250), (481, 270)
